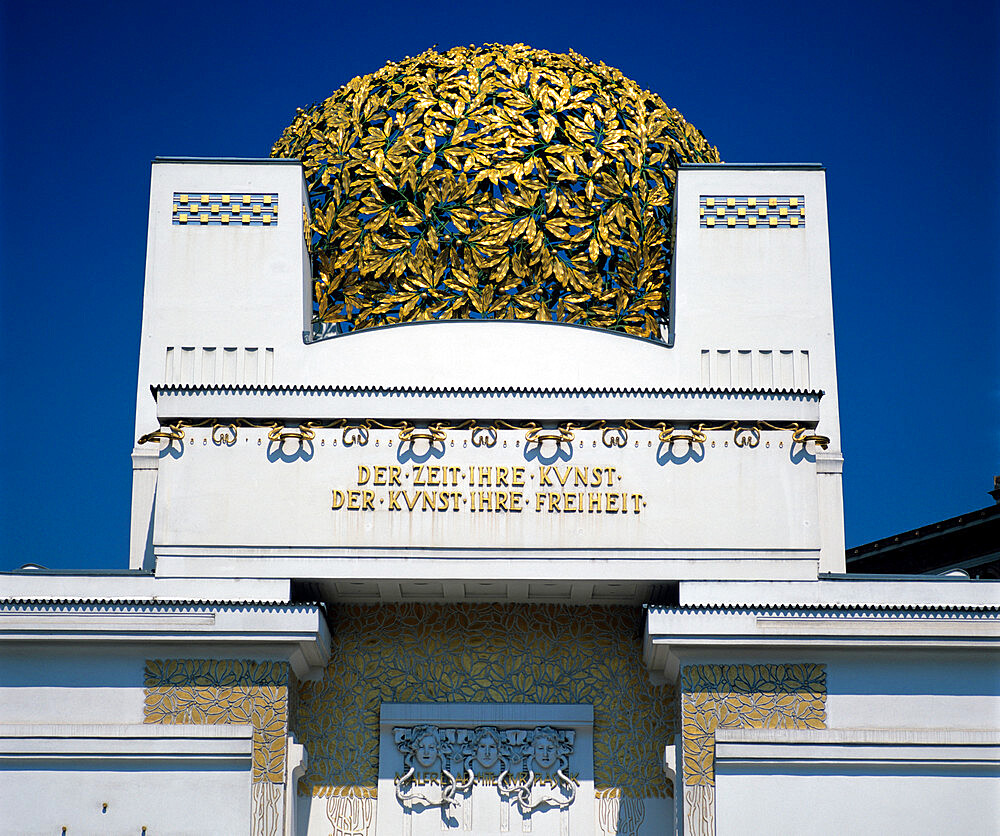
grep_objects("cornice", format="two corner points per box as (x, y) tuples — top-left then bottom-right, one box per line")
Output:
(0, 601), (331, 680)
(643, 604), (999, 683)
(152, 383), (824, 398)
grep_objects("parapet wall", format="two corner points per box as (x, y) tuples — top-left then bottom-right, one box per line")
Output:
(131, 160), (844, 580)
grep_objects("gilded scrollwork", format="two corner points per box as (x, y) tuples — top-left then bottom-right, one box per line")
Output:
(342, 424), (370, 447)
(656, 423), (707, 445)
(211, 422), (238, 446)
(601, 426), (628, 448)
(137, 422), (185, 445)
(272, 44), (719, 341)
(470, 425), (498, 448)
(398, 423), (448, 445)
(524, 423), (575, 452)
(138, 417), (831, 458)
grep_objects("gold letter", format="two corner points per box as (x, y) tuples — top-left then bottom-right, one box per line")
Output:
(332, 489), (345, 510)
(357, 466), (371, 485)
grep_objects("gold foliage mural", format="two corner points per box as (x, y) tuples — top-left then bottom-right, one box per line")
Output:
(144, 659), (289, 784)
(295, 604), (675, 799)
(680, 663), (827, 787)
(272, 43), (719, 339)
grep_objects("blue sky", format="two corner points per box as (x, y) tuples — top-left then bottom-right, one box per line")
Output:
(1, 0), (997, 571)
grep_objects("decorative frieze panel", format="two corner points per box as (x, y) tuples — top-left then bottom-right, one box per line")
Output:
(376, 705), (593, 836)
(142, 415), (829, 455)
(392, 724), (577, 812)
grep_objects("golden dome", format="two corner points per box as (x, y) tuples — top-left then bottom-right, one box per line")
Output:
(273, 44), (719, 340)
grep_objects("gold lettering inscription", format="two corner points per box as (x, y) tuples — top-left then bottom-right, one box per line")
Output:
(331, 463), (646, 515)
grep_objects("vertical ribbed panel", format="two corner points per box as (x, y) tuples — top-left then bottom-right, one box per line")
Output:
(701, 349), (810, 389)
(163, 347), (274, 385)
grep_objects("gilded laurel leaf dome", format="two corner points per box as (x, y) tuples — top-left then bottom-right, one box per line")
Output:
(272, 43), (719, 340)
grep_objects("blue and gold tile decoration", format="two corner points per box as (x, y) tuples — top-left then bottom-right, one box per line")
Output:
(172, 192), (279, 226)
(699, 195), (805, 229)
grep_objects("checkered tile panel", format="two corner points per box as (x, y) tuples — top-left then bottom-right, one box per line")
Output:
(699, 195), (805, 229)
(172, 192), (278, 226)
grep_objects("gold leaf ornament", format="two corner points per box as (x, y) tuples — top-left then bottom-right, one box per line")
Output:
(272, 44), (719, 340)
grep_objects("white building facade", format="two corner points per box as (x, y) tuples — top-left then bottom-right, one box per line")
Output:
(1, 158), (996, 836)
